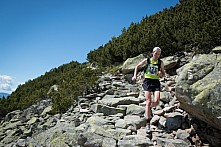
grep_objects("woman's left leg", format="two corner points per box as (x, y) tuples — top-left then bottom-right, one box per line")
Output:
(151, 91), (160, 107)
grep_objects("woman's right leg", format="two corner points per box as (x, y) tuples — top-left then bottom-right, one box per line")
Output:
(145, 91), (152, 133)
(145, 91), (152, 121)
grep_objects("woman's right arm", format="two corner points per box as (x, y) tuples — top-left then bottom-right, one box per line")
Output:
(132, 59), (147, 81)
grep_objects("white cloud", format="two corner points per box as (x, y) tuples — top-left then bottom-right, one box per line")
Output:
(0, 75), (13, 84)
(0, 83), (12, 91)
(0, 75), (14, 93)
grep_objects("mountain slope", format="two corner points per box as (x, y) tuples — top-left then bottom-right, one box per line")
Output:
(0, 61), (103, 117)
(1, 0), (221, 118)
(87, 0), (221, 66)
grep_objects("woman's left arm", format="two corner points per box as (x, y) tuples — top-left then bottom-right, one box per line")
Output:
(158, 61), (165, 78)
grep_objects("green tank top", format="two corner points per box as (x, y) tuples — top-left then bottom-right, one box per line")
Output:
(144, 58), (160, 79)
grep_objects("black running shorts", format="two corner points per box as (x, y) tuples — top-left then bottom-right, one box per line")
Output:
(142, 78), (161, 92)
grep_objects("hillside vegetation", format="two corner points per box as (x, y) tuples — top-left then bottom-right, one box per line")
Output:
(87, 0), (221, 66)
(0, 62), (103, 117)
(1, 0), (221, 118)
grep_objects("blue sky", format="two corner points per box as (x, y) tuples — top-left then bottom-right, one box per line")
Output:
(0, 0), (179, 93)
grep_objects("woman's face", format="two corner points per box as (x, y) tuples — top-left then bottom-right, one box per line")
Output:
(153, 50), (161, 58)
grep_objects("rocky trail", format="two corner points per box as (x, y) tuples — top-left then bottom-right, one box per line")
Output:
(1, 52), (221, 147)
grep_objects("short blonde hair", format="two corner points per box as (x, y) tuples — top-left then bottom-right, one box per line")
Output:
(153, 47), (161, 52)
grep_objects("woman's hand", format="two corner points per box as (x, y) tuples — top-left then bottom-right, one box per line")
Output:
(158, 71), (164, 78)
(132, 75), (136, 81)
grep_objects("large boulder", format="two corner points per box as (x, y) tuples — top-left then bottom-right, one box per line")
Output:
(120, 54), (181, 75)
(163, 56), (179, 71)
(121, 54), (146, 74)
(212, 46), (221, 54)
(175, 54), (221, 130)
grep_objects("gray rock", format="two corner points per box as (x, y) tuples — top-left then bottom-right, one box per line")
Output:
(212, 46), (221, 54)
(115, 119), (127, 129)
(164, 112), (183, 130)
(101, 97), (139, 107)
(156, 137), (189, 147)
(118, 135), (153, 147)
(121, 54), (146, 74)
(91, 104), (126, 116)
(176, 54), (221, 130)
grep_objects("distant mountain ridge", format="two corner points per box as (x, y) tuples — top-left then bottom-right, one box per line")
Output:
(0, 92), (10, 98)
